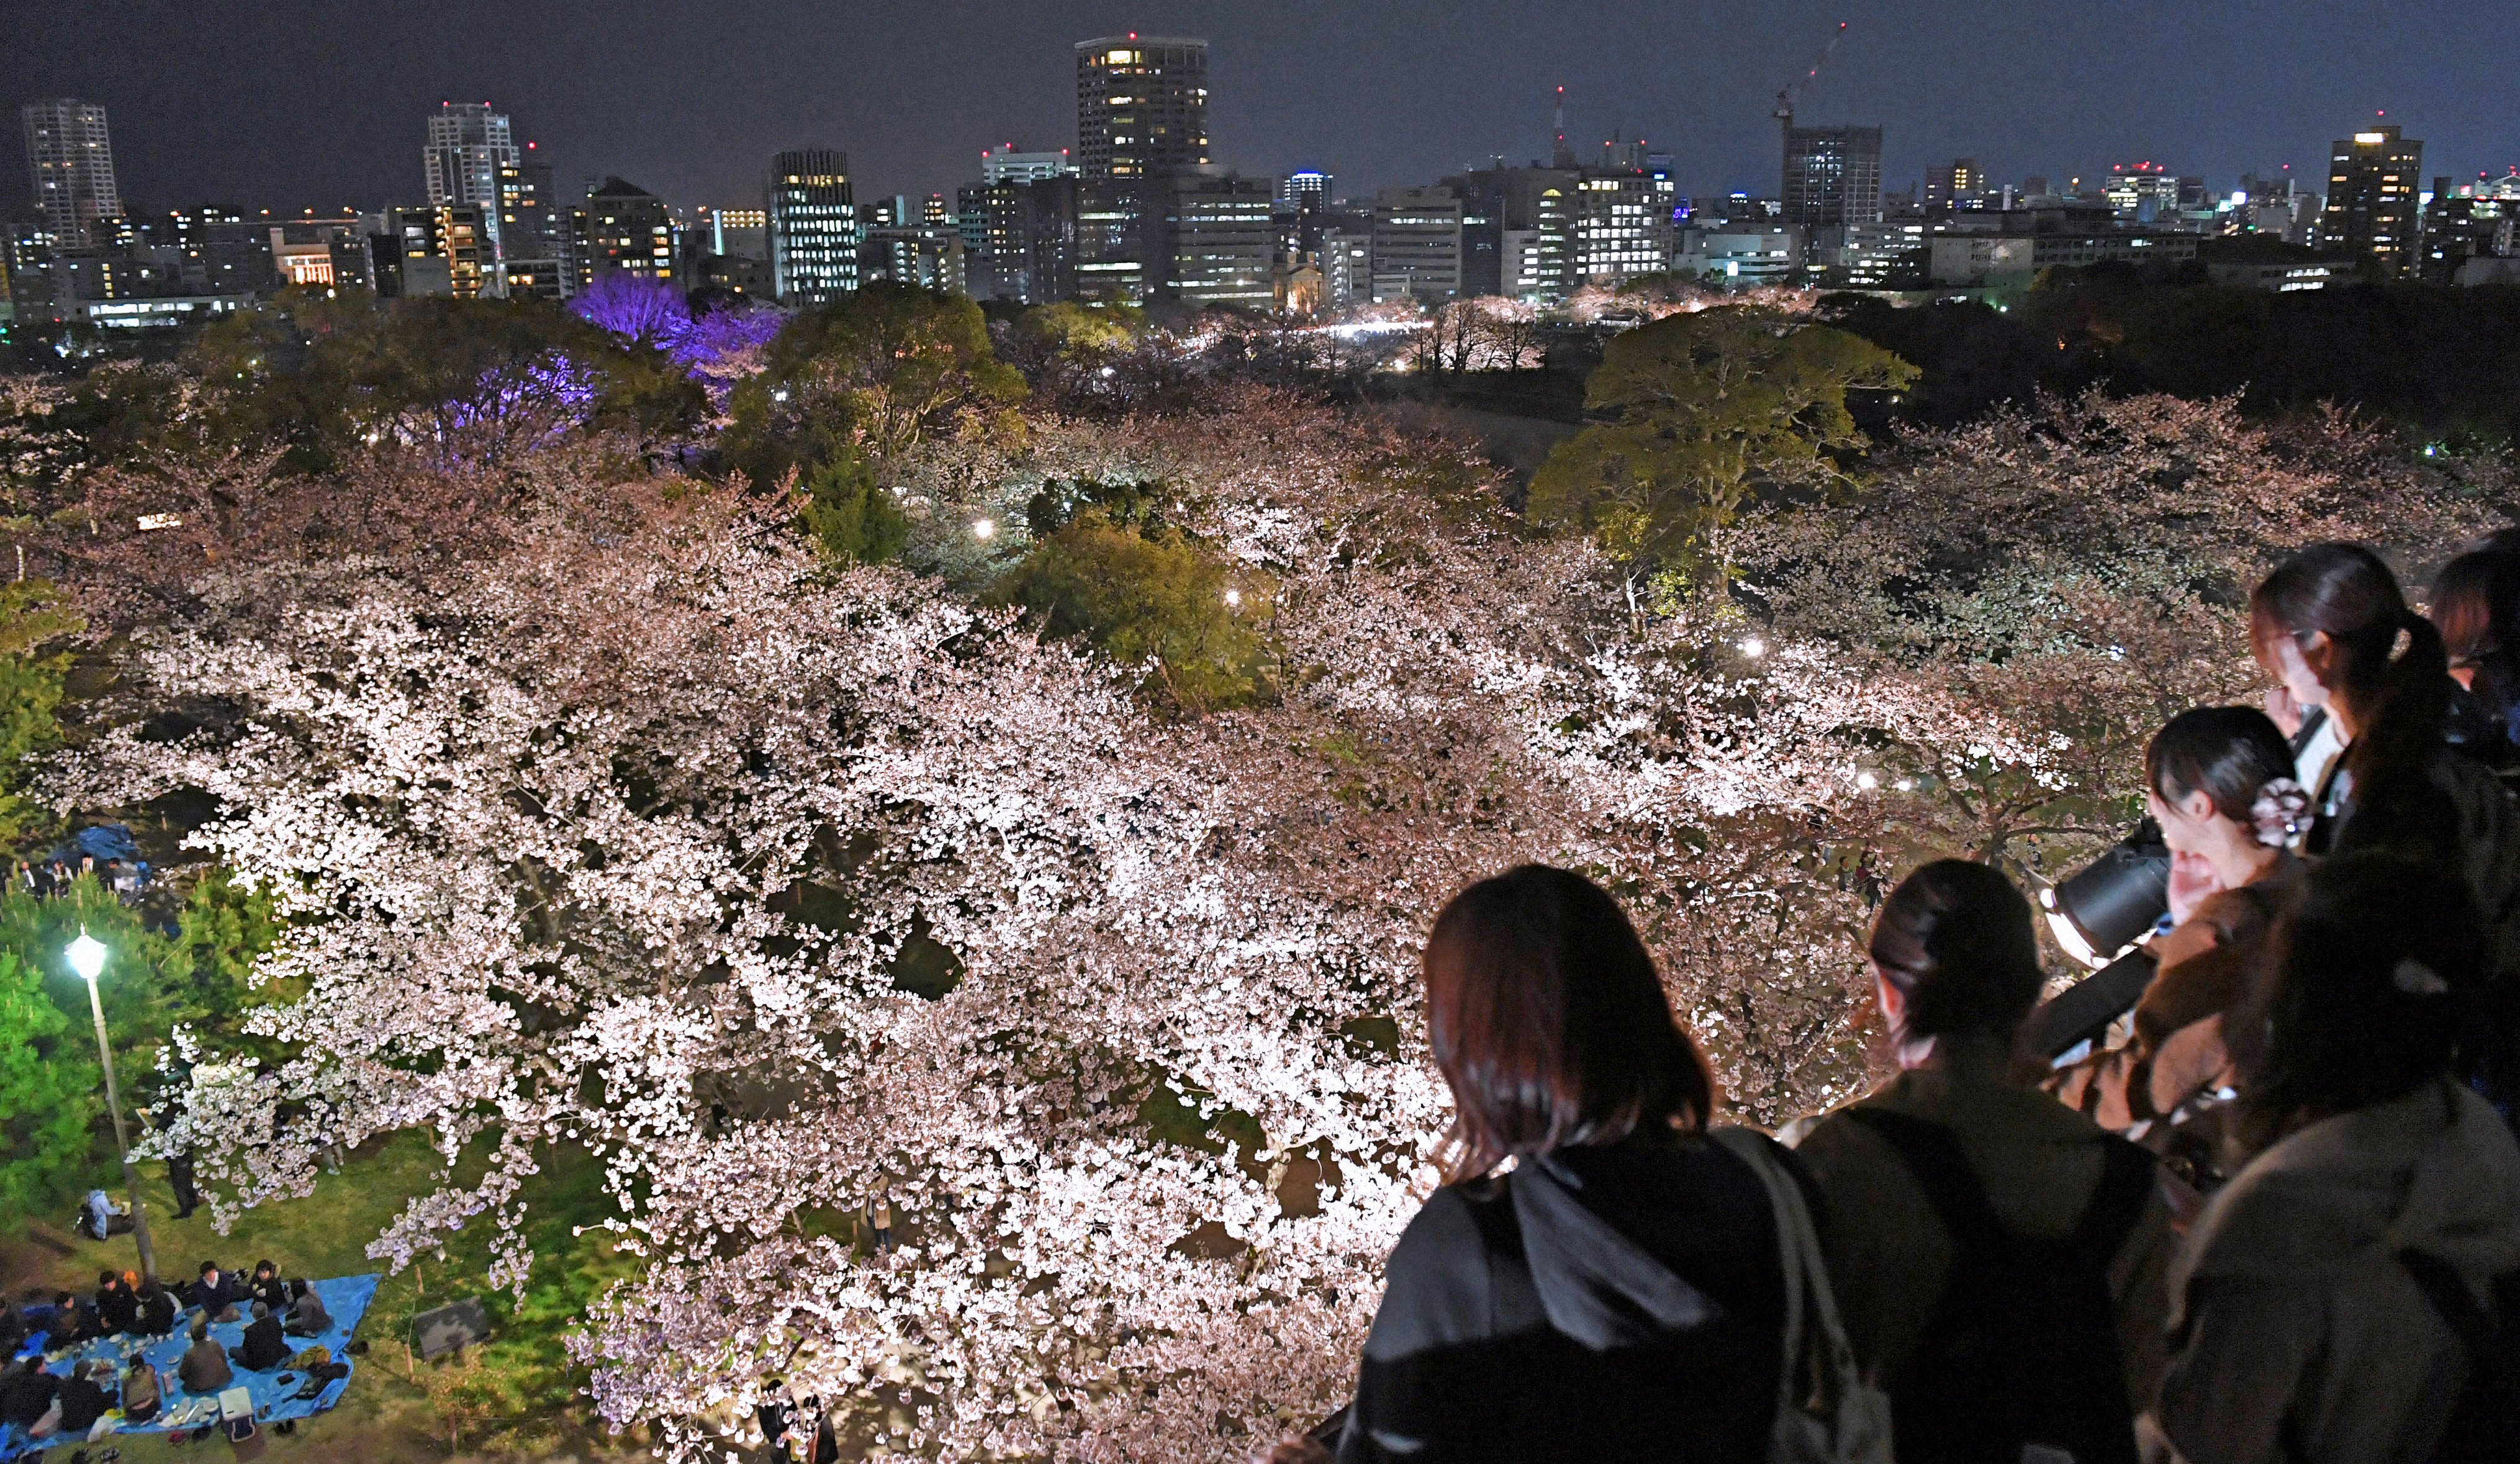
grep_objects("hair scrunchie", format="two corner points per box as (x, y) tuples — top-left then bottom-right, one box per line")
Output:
(2251, 777), (2311, 847)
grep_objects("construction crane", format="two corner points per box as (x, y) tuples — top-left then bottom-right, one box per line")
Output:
(1774, 20), (1851, 149)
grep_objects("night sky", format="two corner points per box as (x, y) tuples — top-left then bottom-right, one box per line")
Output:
(4, 0), (2513, 217)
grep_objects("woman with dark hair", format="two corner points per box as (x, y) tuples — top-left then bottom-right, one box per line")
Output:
(2249, 542), (2483, 860)
(2050, 710), (2305, 1157)
(1800, 859), (2173, 1464)
(1330, 864), (1811, 1464)
(2430, 548), (2520, 757)
(2145, 852), (2520, 1464)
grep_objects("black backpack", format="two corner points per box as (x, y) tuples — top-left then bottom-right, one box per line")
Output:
(1841, 1108), (2154, 1464)
(2400, 1249), (2520, 1462)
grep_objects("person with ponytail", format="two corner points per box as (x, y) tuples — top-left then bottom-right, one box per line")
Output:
(2251, 543), (2520, 970)
(2144, 852), (2520, 1464)
(2048, 710), (2306, 1180)
(1799, 860), (2174, 1464)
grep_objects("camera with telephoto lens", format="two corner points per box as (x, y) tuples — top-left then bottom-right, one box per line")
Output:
(2025, 820), (2170, 1060)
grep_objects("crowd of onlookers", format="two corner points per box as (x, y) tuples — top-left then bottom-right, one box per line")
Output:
(0, 1260), (337, 1447)
(1274, 535), (2520, 1464)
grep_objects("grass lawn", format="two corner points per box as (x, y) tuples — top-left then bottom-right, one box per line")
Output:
(4, 1133), (647, 1463)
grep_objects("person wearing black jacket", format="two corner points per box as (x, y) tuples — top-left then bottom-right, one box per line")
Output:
(1327, 865), (1802, 1464)
(95, 1269), (140, 1334)
(0, 1360), (59, 1429)
(250, 1260), (290, 1311)
(137, 1282), (181, 1337)
(55, 1360), (112, 1440)
(231, 1300), (291, 1371)
(42, 1293), (97, 1350)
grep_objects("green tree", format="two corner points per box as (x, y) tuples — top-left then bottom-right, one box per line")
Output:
(798, 454), (910, 568)
(1529, 306), (1917, 598)
(989, 510), (1275, 715)
(1019, 300), (1145, 357)
(0, 947), (101, 1221)
(721, 284), (1025, 500)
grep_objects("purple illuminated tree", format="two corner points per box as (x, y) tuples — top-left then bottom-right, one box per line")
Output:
(569, 271), (692, 345)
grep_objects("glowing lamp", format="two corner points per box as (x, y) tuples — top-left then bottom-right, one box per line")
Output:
(68, 930), (107, 983)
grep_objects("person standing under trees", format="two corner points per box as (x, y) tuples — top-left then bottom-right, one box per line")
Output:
(2143, 853), (2520, 1464)
(1797, 861), (2174, 1464)
(865, 1190), (895, 1256)
(1314, 865), (1822, 1464)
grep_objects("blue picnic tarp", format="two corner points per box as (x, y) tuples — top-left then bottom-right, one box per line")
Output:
(1, 1274), (379, 1459)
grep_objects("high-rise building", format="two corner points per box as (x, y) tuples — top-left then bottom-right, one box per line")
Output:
(574, 178), (675, 287)
(1073, 34), (1209, 302)
(1923, 158), (1984, 212)
(22, 99), (122, 246)
(767, 148), (858, 304)
(2321, 124), (2424, 277)
(1569, 168), (1676, 286)
(497, 157), (567, 298)
(1166, 171), (1274, 307)
(425, 103), (518, 212)
(1782, 125), (1882, 231)
(1370, 186), (1463, 304)
(980, 144), (1075, 184)
(1281, 169), (1332, 253)
(1075, 35), (1209, 180)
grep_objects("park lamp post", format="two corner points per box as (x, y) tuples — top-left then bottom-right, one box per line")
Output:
(68, 928), (156, 1284)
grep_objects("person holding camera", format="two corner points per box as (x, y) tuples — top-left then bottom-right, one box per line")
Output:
(2048, 710), (2305, 1181)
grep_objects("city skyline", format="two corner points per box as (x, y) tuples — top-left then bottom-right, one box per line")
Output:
(4, 0), (2514, 219)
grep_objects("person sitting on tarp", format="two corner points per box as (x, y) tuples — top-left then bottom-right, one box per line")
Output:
(120, 1353), (163, 1425)
(95, 1269), (140, 1334)
(249, 1260), (289, 1312)
(137, 1280), (181, 1337)
(56, 1359), (115, 1444)
(0, 1359), (59, 1432)
(190, 1260), (245, 1322)
(178, 1317), (233, 1394)
(231, 1299), (290, 1371)
(282, 1278), (332, 1337)
(42, 1292), (99, 1351)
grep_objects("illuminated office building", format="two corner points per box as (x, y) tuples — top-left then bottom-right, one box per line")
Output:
(1782, 125), (1881, 230)
(2321, 124), (2424, 277)
(767, 148), (858, 303)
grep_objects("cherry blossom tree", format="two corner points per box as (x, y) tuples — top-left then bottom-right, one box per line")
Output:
(42, 379), (2511, 1462)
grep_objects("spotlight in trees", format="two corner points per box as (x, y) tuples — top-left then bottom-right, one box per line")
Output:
(972, 519), (996, 540)
(1854, 771), (1879, 790)
(1740, 637), (1766, 657)
(1223, 588), (1242, 607)
(1100, 366), (1117, 379)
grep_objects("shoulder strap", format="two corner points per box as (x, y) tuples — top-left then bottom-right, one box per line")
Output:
(2067, 1136), (2159, 1266)
(1838, 1106), (2010, 1258)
